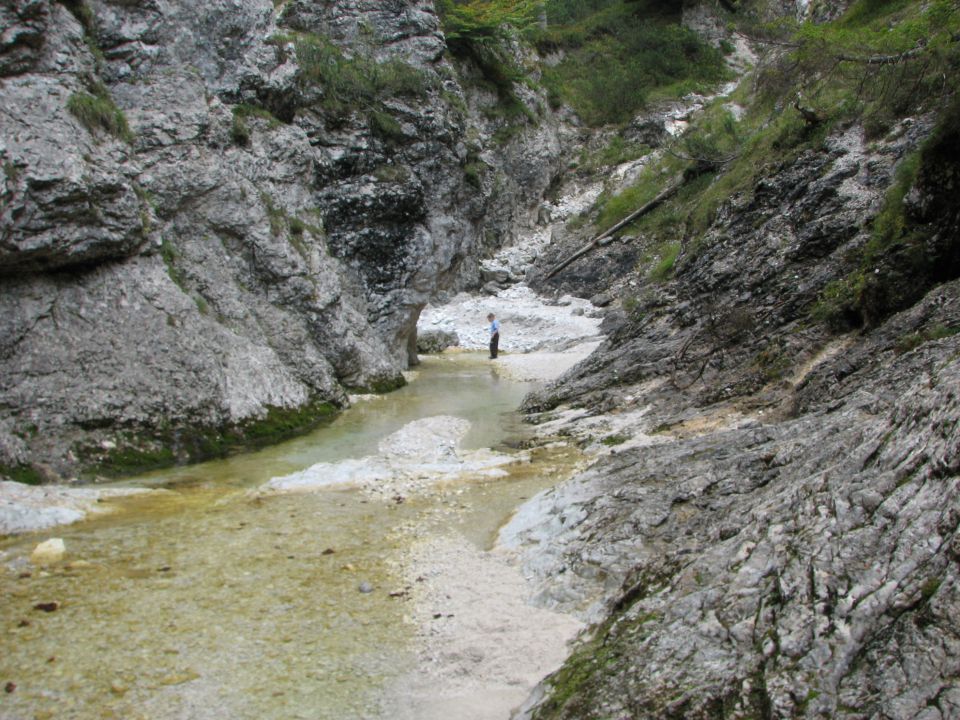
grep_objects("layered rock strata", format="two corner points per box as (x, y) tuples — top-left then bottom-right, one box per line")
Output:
(513, 106), (960, 718)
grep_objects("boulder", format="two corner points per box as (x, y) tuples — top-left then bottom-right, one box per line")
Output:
(416, 329), (459, 354)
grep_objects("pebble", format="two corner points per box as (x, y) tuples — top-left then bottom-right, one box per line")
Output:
(110, 679), (128, 695)
(358, 581), (374, 594)
(31, 538), (66, 565)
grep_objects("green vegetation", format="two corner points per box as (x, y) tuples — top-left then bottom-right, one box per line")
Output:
(565, 0), (958, 317)
(231, 104), (281, 146)
(261, 192), (287, 237)
(577, 136), (650, 173)
(920, 576), (943, 601)
(355, 374), (408, 394)
(368, 109), (407, 143)
(238, 399), (338, 448)
(0, 464), (44, 486)
(591, 152), (686, 231)
(811, 97), (960, 328)
(268, 30), (438, 139)
(532, 606), (661, 719)
(463, 161), (486, 189)
(532, 0), (728, 126)
(159, 238), (188, 290)
(259, 192), (324, 259)
(438, 1), (540, 121)
(895, 324), (960, 354)
(647, 241), (681, 281)
(752, 0), (959, 137)
(281, 32), (435, 116)
(58, 0), (96, 35)
(373, 163), (411, 183)
(463, 147), (489, 189)
(67, 82), (134, 143)
(754, 341), (793, 381)
(438, 0), (541, 44)
(76, 399), (339, 479)
(4, 161), (20, 187)
(82, 442), (177, 478)
(288, 216), (307, 236)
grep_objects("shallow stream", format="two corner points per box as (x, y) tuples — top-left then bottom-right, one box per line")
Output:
(0, 355), (581, 720)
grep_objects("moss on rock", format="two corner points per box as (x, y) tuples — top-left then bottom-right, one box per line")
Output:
(0, 464), (45, 486)
(76, 398), (339, 480)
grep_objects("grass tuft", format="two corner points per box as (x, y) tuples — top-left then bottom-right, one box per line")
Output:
(67, 82), (133, 143)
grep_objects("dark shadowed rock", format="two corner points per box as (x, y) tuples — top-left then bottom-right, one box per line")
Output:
(416, 328), (459, 354)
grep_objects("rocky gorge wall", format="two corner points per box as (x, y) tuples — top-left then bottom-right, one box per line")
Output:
(509, 58), (960, 720)
(0, 0), (565, 480)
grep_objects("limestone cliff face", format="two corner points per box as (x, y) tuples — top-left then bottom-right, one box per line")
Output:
(0, 0), (564, 478)
(514, 78), (960, 720)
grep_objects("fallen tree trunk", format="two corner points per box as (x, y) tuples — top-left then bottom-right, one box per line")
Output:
(545, 178), (684, 280)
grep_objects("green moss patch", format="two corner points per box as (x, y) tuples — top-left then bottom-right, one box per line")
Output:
(0, 464), (45, 486)
(352, 373), (407, 395)
(76, 399), (339, 480)
(231, 103), (282, 146)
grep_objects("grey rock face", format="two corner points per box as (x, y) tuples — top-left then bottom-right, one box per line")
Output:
(0, 0), (563, 475)
(525, 122), (932, 416)
(513, 104), (960, 717)
(0, 0), (50, 76)
(515, 287), (960, 719)
(1, 83), (150, 271)
(416, 328), (458, 354)
(280, 0), (444, 64)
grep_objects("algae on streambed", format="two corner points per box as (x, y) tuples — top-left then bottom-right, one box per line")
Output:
(0, 354), (584, 720)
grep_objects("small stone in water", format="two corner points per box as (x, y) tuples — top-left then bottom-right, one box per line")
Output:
(4, 682), (15, 693)
(322, 548), (336, 555)
(33, 602), (60, 613)
(110, 680), (128, 695)
(358, 582), (374, 594)
(31, 539), (66, 565)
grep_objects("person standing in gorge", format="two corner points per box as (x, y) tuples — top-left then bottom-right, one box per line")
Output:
(487, 313), (500, 359)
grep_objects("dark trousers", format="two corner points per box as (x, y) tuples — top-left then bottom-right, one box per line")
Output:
(489, 332), (499, 359)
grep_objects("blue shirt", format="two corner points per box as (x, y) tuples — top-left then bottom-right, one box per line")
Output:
(490, 319), (500, 335)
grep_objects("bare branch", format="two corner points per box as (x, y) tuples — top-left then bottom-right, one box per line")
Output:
(836, 45), (926, 66)
(545, 179), (685, 280)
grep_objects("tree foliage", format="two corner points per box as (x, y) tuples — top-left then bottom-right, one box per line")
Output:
(533, 1), (727, 126)
(754, 0), (960, 136)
